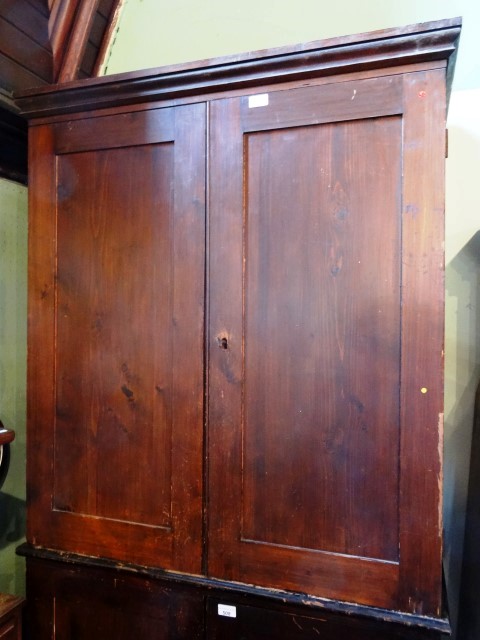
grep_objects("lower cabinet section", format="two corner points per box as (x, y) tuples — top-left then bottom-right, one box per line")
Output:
(206, 599), (446, 640)
(23, 554), (449, 640)
(25, 559), (204, 640)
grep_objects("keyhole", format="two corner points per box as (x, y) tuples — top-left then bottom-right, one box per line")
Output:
(217, 336), (228, 350)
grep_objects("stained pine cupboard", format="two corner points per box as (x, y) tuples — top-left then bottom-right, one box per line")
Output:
(18, 18), (460, 640)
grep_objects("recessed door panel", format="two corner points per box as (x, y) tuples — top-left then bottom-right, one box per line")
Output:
(55, 143), (175, 529)
(242, 118), (401, 561)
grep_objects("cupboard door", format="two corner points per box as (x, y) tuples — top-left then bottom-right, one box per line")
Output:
(208, 72), (446, 614)
(28, 104), (206, 572)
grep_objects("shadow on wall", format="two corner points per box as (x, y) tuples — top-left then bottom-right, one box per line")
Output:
(0, 493), (25, 550)
(0, 491), (25, 586)
(444, 229), (480, 639)
(458, 376), (480, 640)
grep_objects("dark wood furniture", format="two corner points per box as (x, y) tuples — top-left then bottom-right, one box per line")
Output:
(17, 17), (461, 639)
(0, 427), (15, 447)
(0, 593), (23, 640)
(0, 425), (15, 490)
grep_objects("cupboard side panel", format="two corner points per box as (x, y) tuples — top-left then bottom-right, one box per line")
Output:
(398, 68), (446, 616)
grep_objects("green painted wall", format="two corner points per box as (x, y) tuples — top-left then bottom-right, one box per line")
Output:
(105, 3), (480, 636)
(0, 178), (27, 596)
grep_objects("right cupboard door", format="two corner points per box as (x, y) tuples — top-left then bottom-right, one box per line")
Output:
(208, 70), (446, 615)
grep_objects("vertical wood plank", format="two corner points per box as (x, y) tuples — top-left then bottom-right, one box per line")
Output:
(57, 0), (100, 83)
(207, 96), (244, 580)
(27, 124), (57, 546)
(399, 68), (446, 615)
(92, 0), (120, 76)
(171, 102), (207, 570)
(48, 0), (80, 79)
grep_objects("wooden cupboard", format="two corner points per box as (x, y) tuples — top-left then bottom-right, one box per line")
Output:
(17, 17), (461, 639)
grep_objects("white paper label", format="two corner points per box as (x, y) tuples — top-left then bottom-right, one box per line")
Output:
(218, 604), (237, 618)
(248, 93), (269, 108)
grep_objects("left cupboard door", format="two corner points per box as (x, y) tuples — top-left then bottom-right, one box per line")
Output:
(27, 103), (206, 573)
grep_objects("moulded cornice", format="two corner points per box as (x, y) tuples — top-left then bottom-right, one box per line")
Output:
(15, 17), (461, 120)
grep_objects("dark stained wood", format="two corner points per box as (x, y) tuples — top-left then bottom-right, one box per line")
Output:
(86, 0), (119, 76)
(20, 550), (451, 639)
(79, 5), (111, 78)
(0, 2), (52, 94)
(0, 427), (15, 447)
(26, 124), (57, 540)
(0, 0), (121, 89)
(80, 40), (98, 78)
(0, 435), (12, 490)
(48, 0), (81, 79)
(86, 8), (108, 46)
(52, 107), (174, 153)
(0, 53), (49, 96)
(242, 119), (401, 558)
(208, 77), (404, 608)
(398, 69), (446, 616)
(57, 0), (100, 83)
(0, 595), (23, 615)
(206, 598), (448, 640)
(1, 0), (51, 49)
(15, 18), (461, 119)
(25, 0), (49, 18)
(18, 543), (451, 634)
(98, 0), (114, 18)
(27, 104), (206, 571)
(207, 64), (447, 616)
(92, 0), (122, 76)
(25, 558), (204, 640)
(47, 0), (121, 82)
(0, 593), (24, 640)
